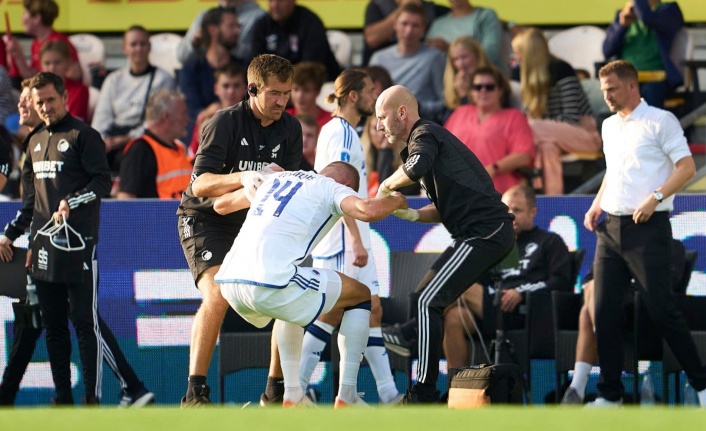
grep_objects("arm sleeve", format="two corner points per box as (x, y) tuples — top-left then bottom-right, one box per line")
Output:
(364, 1), (384, 26)
(91, 72), (116, 136)
(659, 111), (692, 164)
(477, 9), (503, 68)
(64, 128), (112, 207)
(118, 140), (159, 197)
(603, 11), (628, 59)
(177, 12), (204, 64)
(401, 129), (437, 182)
(3, 150), (33, 241)
(314, 127), (348, 172)
(633, 0), (684, 34)
(191, 112), (236, 176)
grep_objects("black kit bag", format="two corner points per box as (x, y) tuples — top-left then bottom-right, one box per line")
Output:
(448, 364), (523, 408)
(32, 218), (88, 284)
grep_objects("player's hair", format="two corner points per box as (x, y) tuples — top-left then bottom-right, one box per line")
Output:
(324, 161), (360, 192)
(470, 65), (511, 108)
(599, 59), (639, 83)
(23, 0), (59, 27)
(21, 78), (33, 89)
(327, 69), (369, 113)
(29, 71), (65, 96)
(247, 54), (294, 91)
(365, 65), (392, 91)
(124, 25), (150, 40)
(512, 27), (552, 119)
(504, 184), (536, 209)
(292, 62), (327, 91)
(199, 7), (237, 49)
(39, 39), (71, 61)
(146, 89), (185, 122)
(295, 113), (319, 133)
(395, 2), (427, 27)
(214, 62), (246, 82)
(443, 36), (490, 109)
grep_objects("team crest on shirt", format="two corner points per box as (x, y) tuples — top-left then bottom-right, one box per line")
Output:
(57, 139), (70, 152)
(524, 242), (538, 257)
(201, 250), (212, 261)
(271, 144), (280, 159)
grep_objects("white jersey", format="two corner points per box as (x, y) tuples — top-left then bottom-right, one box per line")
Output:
(312, 117), (371, 258)
(214, 170), (356, 287)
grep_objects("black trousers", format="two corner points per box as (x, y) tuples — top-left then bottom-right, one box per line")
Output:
(35, 257), (141, 403)
(414, 221), (514, 390)
(594, 213), (706, 401)
(0, 322), (42, 405)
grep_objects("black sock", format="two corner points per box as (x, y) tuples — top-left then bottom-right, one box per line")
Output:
(265, 376), (284, 399)
(188, 375), (207, 389)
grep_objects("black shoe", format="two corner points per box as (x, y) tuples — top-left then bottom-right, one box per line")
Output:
(402, 385), (440, 404)
(120, 383), (156, 408)
(83, 395), (100, 405)
(259, 392), (283, 407)
(382, 324), (414, 357)
(180, 384), (211, 408)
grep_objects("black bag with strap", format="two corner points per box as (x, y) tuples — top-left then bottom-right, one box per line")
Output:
(448, 364), (523, 408)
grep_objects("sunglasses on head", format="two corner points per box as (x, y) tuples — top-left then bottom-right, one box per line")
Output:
(472, 83), (497, 92)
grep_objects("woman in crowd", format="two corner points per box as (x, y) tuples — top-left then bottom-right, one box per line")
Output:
(445, 65), (533, 194)
(511, 27), (601, 195)
(442, 36), (490, 117)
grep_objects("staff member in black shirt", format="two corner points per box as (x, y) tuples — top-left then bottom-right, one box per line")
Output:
(18, 72), (152, 406)
(375, 85), (514, 403)
(177, 54), (302, 406)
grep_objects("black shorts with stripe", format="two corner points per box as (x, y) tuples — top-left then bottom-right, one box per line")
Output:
(178, 213), (242, 283)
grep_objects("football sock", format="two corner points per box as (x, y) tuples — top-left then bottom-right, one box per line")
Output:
(274, 320), (305, 403)
(569, 361), (592, 399)
(364, 327), (399, 403)
(299, 321), (334, 389)
(338, 305), (370, 403)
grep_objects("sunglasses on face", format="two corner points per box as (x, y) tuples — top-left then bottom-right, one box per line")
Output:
(472, 83), (497, 92)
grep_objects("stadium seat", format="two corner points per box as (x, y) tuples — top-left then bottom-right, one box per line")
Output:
(316, 81), (336, 112)
(547, 26), (606, 79)
(326, 30), (353, 70)
(68, 33), (106, 87)
(149, 33), (183, 78)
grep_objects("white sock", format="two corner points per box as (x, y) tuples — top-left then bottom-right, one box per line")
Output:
(338, 307), (370, 403)
(274, 319), (305, 403)
(364, 327), (399, 403)
(698, 387), (706, 407)
(299, 321), (334, 390)
(569, 361), (592, 399)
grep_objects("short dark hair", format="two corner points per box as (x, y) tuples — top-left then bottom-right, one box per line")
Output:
(295, 113), (318, 132)
(39, 39), (71, 61)
(470, 65), (511, 108)
(23, 0), (59, 27)
(395, 2), (426, 27)
(247, 54), (294, 91)
(292, 61), (327, 91)
(200, 7), (237, 49)
(599, 59), (638, 83)
(214, 62), (246, 82)
(365, 65), (392, 91)
(505, 184), (536, 209)
(125, 25), (150, 39)
(29, 71), (65, 96)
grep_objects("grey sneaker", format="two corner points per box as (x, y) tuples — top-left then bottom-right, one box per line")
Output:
(382, 324), (414, 357)
(119, 385), (155, 408)
(561, 387), (583, 405)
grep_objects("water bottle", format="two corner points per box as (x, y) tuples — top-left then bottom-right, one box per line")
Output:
(640, 373), (655, 406)
(684, 381), (698, 406)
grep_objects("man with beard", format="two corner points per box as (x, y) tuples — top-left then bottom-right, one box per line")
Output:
(179, 7), (242, 140)
(178, 54), (302, 406)
(298, 70), (403, 404)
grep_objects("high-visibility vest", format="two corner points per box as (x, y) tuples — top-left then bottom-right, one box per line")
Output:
(125, 134), (193, 199)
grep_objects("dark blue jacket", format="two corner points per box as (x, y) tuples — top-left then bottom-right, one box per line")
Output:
(603, 0), (684, 89)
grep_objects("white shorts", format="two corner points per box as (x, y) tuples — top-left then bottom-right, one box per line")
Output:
(219, 267), (342, 328)
(313, 249), (379, 295)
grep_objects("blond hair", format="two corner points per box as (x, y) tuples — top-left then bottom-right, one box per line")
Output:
(512, 27), (552, 119)
(443, 36), (490, 109)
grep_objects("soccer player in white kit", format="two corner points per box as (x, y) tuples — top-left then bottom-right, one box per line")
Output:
(214, 163), (408, 407)
(299, 70), (402, 404)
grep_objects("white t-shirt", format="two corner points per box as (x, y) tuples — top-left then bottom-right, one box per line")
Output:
(214, 170), (356, 287)
(312, 117), (372, 258)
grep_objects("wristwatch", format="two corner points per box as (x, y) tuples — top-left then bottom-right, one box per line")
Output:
(653, 191), (664, 203)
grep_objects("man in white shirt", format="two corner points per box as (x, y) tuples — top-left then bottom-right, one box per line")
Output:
(298, 70), (402, 404)
(584, 59), (706, 407)
(214, 162), (407, 407)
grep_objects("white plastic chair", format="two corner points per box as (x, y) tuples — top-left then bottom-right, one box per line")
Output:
(68, 33), (106, 87)
(316, 81), (336, 112)
(670, 28), (694, 89)
(326, 30), (353, 69)
(548, 26), (606, 78)
(149, 33), (184, 78)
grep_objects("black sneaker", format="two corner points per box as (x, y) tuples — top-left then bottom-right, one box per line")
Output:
(402, 385), (440, 404)
(259, 392), (283, 407)
(382, 324), (414, 357)
(180, 384), (211, 408)
(119, 384), (155, 408)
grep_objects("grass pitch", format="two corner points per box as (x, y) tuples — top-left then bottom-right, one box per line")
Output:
(1, 406), (705, 431)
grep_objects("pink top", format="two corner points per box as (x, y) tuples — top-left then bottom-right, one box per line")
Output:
(444, 105), (534, 193)
(64, 78), (89, 122)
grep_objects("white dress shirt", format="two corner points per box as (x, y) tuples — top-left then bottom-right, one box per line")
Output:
(600, 100), (691, 215)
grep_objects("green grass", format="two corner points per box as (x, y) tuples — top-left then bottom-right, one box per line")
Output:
(1, 406), (705, 431)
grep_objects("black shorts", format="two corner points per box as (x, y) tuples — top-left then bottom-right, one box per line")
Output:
(178, 214), (242, 283)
